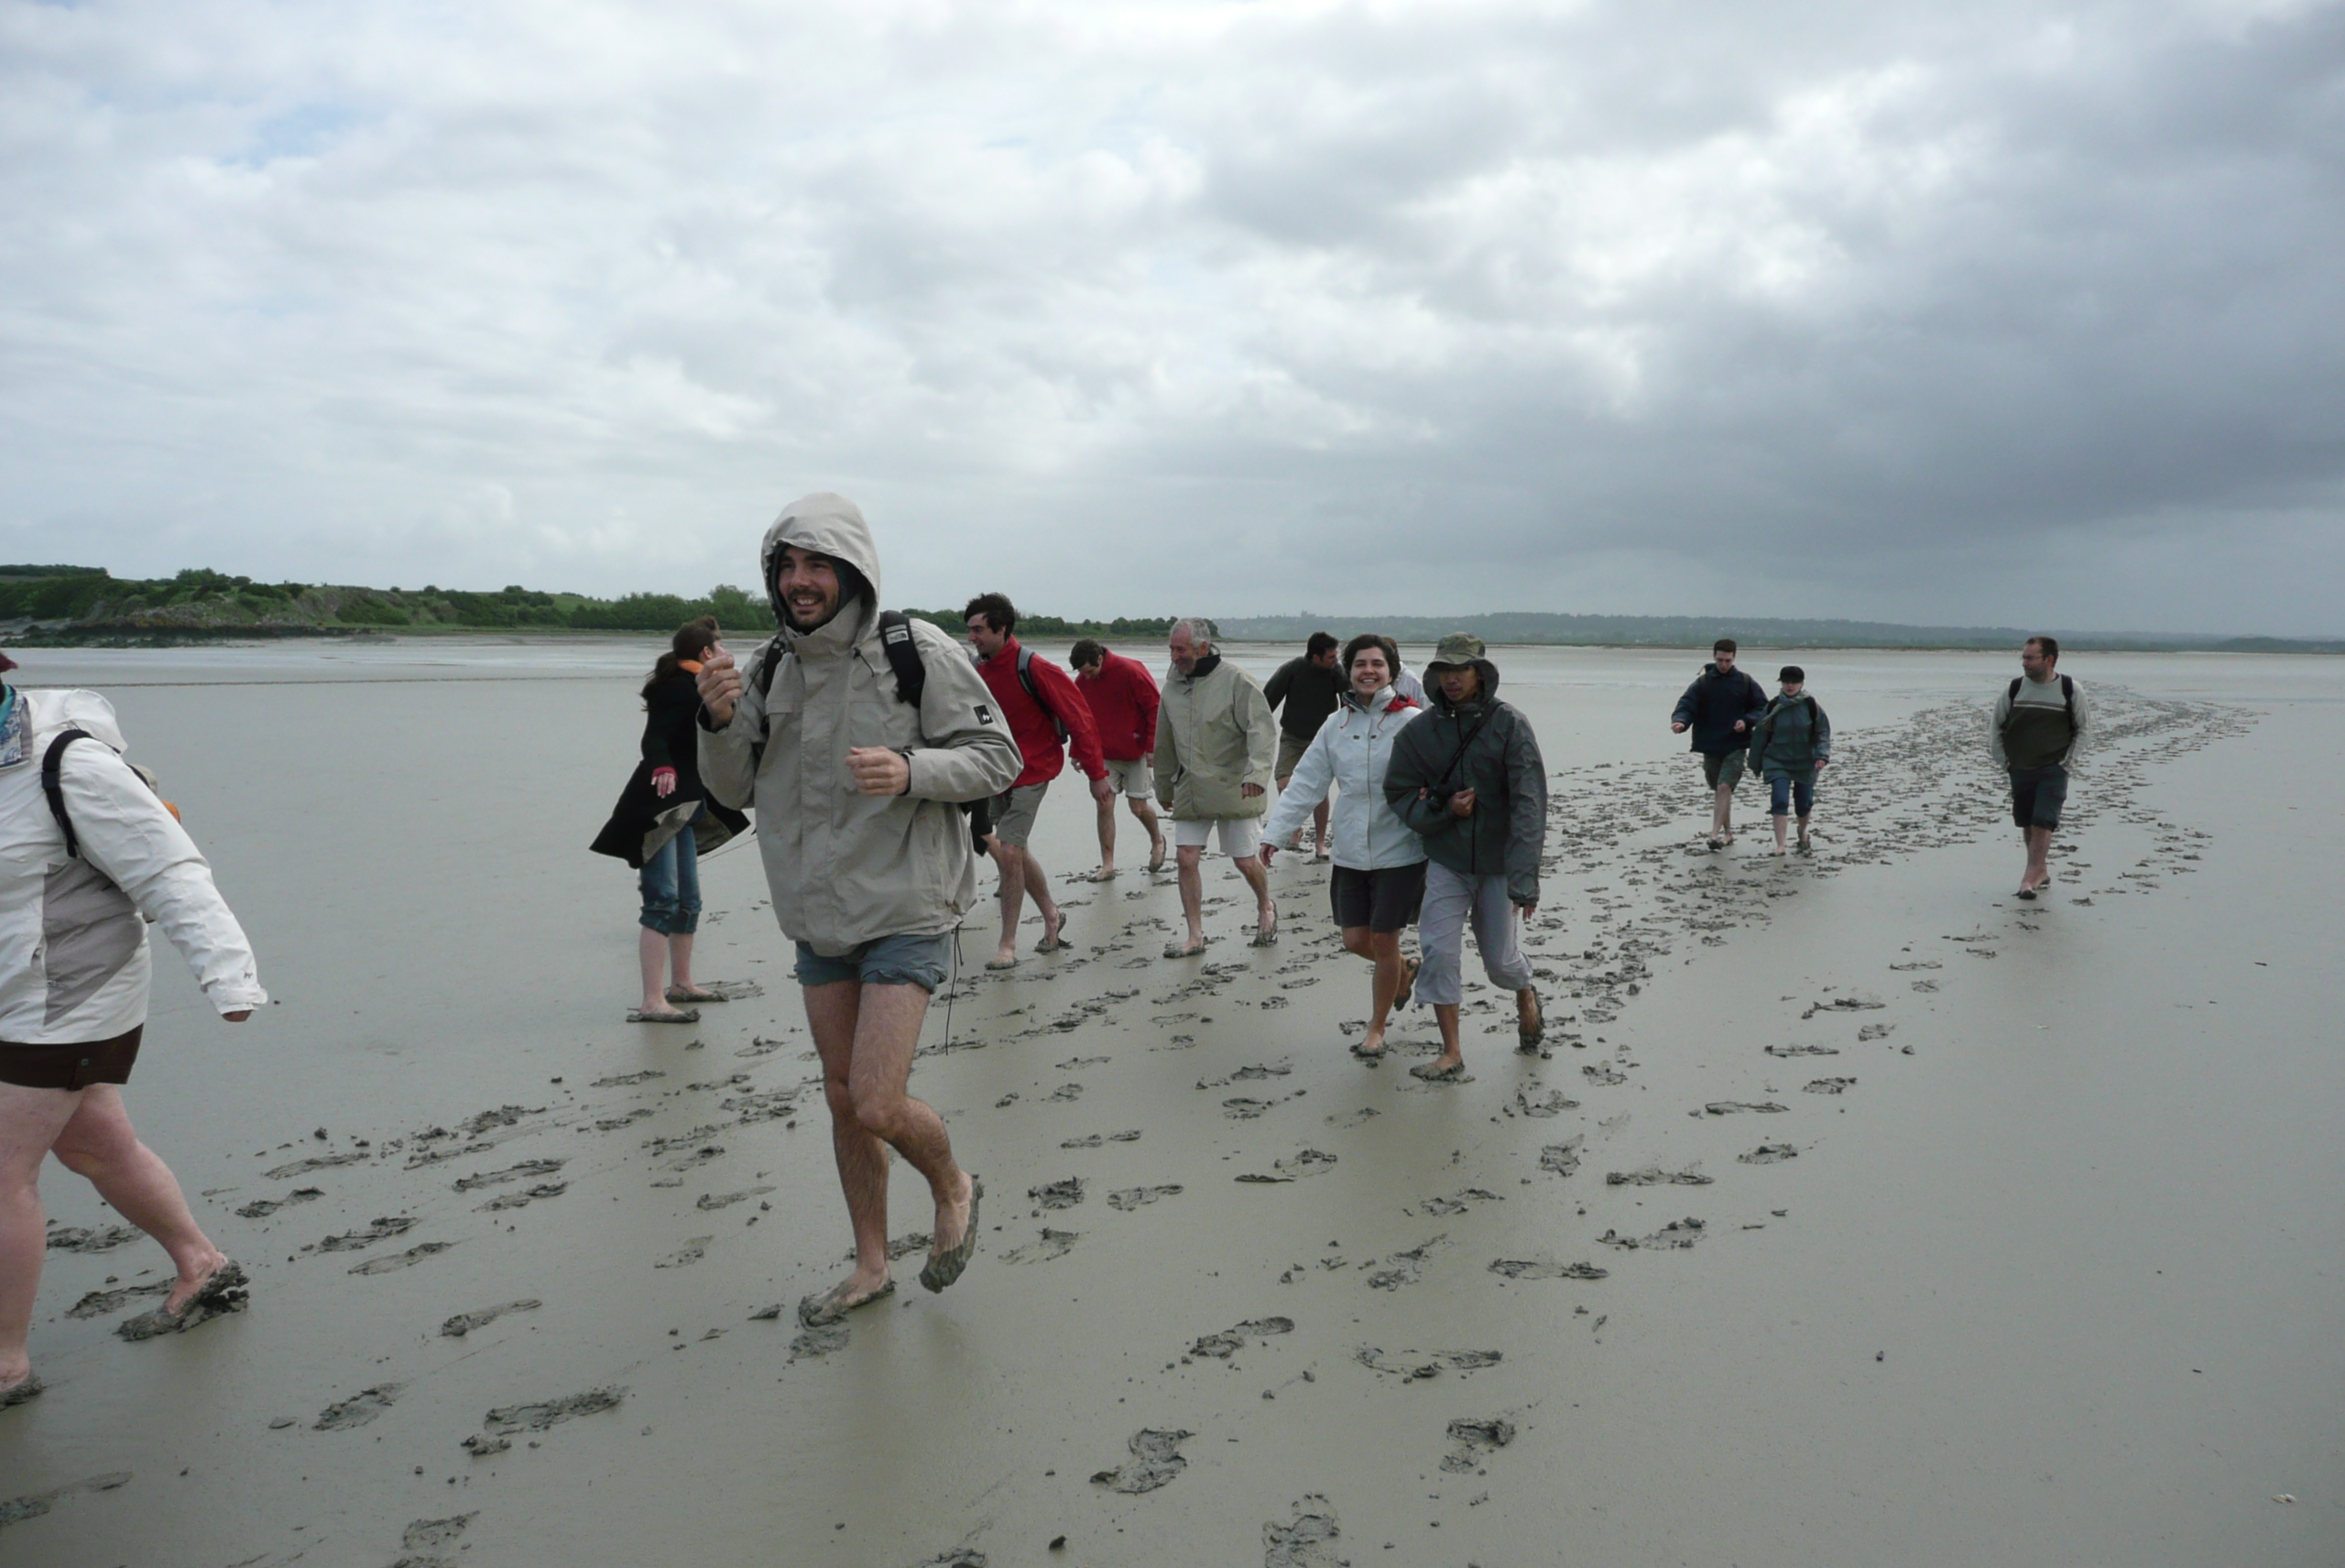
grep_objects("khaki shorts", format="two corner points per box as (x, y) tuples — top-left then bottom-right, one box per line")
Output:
(1103, 757), (1153, 797)
(1173, 817), (1261, 859)
(989, 781), (1049, 848)
(1275, 731), (1313, 782)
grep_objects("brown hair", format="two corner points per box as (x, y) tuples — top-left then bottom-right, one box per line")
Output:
(1340, 633), (1401, 682)
(645, 616), (720, 701)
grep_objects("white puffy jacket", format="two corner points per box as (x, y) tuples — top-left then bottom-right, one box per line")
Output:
(0, 688), (266, 1047)
(1260, 684), (1428, 870)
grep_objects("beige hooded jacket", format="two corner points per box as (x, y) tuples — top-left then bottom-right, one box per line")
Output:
(697, 495), (1021, 956)
(1153, 657), (1276, 821)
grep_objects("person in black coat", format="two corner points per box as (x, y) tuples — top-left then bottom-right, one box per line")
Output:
(1669, 637), (1770, 849)
(591, 617), (747, 1021)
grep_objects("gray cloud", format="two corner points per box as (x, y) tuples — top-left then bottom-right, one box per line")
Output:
(1, 0), (2339, 632)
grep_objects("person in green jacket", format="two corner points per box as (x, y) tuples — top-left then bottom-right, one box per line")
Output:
(1383, 633), (1548, 1079)
(1746, 666), (1832, 856)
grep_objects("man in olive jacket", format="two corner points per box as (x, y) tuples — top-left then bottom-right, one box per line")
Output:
(696, 493), (1021, 1325)
(1384, 633), (1548, 1079)
(1154, 616), (1277, 955)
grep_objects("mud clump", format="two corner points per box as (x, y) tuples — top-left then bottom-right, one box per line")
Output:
(1740, 1143), (1798, 1164)
(1029, 1178), (1086, 1211)
(314, 1383), (404, 1432)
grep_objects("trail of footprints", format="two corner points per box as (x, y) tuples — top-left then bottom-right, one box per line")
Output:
(18, 687), (2244, 1565)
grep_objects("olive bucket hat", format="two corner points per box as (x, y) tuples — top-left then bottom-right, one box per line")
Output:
(1423, 632), (1487, 673)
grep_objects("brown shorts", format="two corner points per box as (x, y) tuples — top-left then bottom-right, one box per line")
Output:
(0, 1026), (145, 1091)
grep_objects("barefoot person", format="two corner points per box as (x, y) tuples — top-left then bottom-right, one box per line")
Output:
(1670, 638), (1768, 848)
(963, 593), (1110, 970)
(1385, 634), (1548, 1079)
(697, 496), (1020, 1324)
(1747, 665), (1831, 856)
(1069, 638), (1166, 880)
(591, 617), (749, 1021)
(1155, 617), (1278, 954)
(2, 656), (266, 1406)
(1991, 635), (2091, 899)
(1260, 634), (1425, 1060)
(1263, 632), (1344, 855)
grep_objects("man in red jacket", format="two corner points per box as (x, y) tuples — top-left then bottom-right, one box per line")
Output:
(965, 593), (1111, 970)
(1070, 638), (1168, 880)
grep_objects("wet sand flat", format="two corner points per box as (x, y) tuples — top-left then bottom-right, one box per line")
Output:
(2, 641), (2340, 1567)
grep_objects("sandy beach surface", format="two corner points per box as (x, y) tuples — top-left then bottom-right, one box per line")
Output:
(2, 637), (2340, 1567)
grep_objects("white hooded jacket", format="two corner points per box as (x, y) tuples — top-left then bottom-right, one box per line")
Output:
(697, 494), (1022, 955)
(0, 688), (266, 1046)
(1259, 683), (1428, 870)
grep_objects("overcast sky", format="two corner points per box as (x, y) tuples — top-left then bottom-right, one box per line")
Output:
(3, 0), (2340, 633)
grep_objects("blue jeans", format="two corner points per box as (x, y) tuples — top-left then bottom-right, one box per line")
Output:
(1768, 768), (1816, 818)
(638, 819), (702, 935)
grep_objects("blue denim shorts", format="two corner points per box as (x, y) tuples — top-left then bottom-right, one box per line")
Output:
(1768, 768), (1817, 818)
(792, 932), (954, 994)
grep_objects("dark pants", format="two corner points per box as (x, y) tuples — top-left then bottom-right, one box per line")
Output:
(2009, 765), (2068, 831)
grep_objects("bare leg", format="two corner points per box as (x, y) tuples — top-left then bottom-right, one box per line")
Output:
(1796, 813), (1812, 852)
(1313, 799), (1331, 855)
(1020, 847), (1062, 944)
(0, 1086), (80, 1388)
(1176, 844), (1206, 947)
(1129, 795), (1167, 870)
(2022, 825), (2054, 892)
(638, 927), (670, 1014)
(803, 980), (973, 1293)
(1234, 854), (1274, 938)
(1772, 812), (1789, 854)
(1094, 789), (1118, 876)
(49, 1086), (226, 1315)
(1429, 1004), (1463, 1073)
(991, 840), (1029, 964)
(668, 932), (696, 992)
(1367, 930), (1402, 1051)
(1714, 780), (1736, 839)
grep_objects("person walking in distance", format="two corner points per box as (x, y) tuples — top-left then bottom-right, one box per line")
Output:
(1991, 635), (2091, 900)
(697, 495), (1020, 1323)
(1260, 634), (1426, 1061)
(1747, 665), (1831, 857)
(963, 593), (1111, 970)
(1155, 618), (1278, 955)
(1385, 634), (1548, 1080)
(1670, 638), (1768, 848)
(1263, 632), (1345, 855)
(2, 653), (266, 1407)
(1069, 638), (1167, 880)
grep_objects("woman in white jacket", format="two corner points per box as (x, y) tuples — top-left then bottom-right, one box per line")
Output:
(1260, 634), (1426, 1061)
(0, 661), (266, 1407)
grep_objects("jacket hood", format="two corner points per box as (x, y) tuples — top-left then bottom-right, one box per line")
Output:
(1346, 681), (1420, 714)
(1430, 660), (1501, 713)
(761, 493), (881, 638)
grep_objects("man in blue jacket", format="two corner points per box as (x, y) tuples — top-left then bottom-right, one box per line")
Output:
(1670, 638), (1769, 849)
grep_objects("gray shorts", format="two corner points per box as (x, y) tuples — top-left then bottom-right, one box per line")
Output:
(989, 781), (1050, 847)
(1276, 731), (1313, 782)
(1701, 749), (1748, 791)
(2010, 765), (2068, 831)
(792, 932), (953, 993)
(1103, 757), (1153, 798)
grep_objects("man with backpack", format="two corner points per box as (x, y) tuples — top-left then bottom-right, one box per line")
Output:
(962, 593), (1111, 970)
(1747, 666), (1832, 856)
(697, 495), (1020, 1326)
(1670, 637), (1770, 848)
(1991, 635), (2091, 900)
(1385, 633), (1548, 1080)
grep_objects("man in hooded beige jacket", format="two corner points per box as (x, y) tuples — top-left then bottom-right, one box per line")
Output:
(1154, 616), (1278, 955)
(697, 494), (1020, 1325)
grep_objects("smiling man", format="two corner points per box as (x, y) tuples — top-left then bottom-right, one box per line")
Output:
(696, 494), (1020, 1326)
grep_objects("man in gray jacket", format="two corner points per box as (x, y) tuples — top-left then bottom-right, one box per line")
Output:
(1154, 617), (1278, 955)
(697, 494), (1021, 1325)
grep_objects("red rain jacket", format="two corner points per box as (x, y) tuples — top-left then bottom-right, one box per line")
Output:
(977, 637), (1107, 788)
(1076, 647), (1161, 763)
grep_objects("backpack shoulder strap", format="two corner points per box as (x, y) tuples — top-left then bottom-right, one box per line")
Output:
(2008, 677), (2023, 700)
(878, 611), (926, 707)
(42, 729), (93, 859)
(1016, 645), (1067, 739)
(751, 631), (789, 702)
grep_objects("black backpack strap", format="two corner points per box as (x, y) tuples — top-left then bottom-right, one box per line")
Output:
(42, 729), (93, 859)
(1015, 646), (1067, 741)
(878, 611), (926, 708)
(2060, 674), (2076, 725)
(750, 631), (790, 702)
